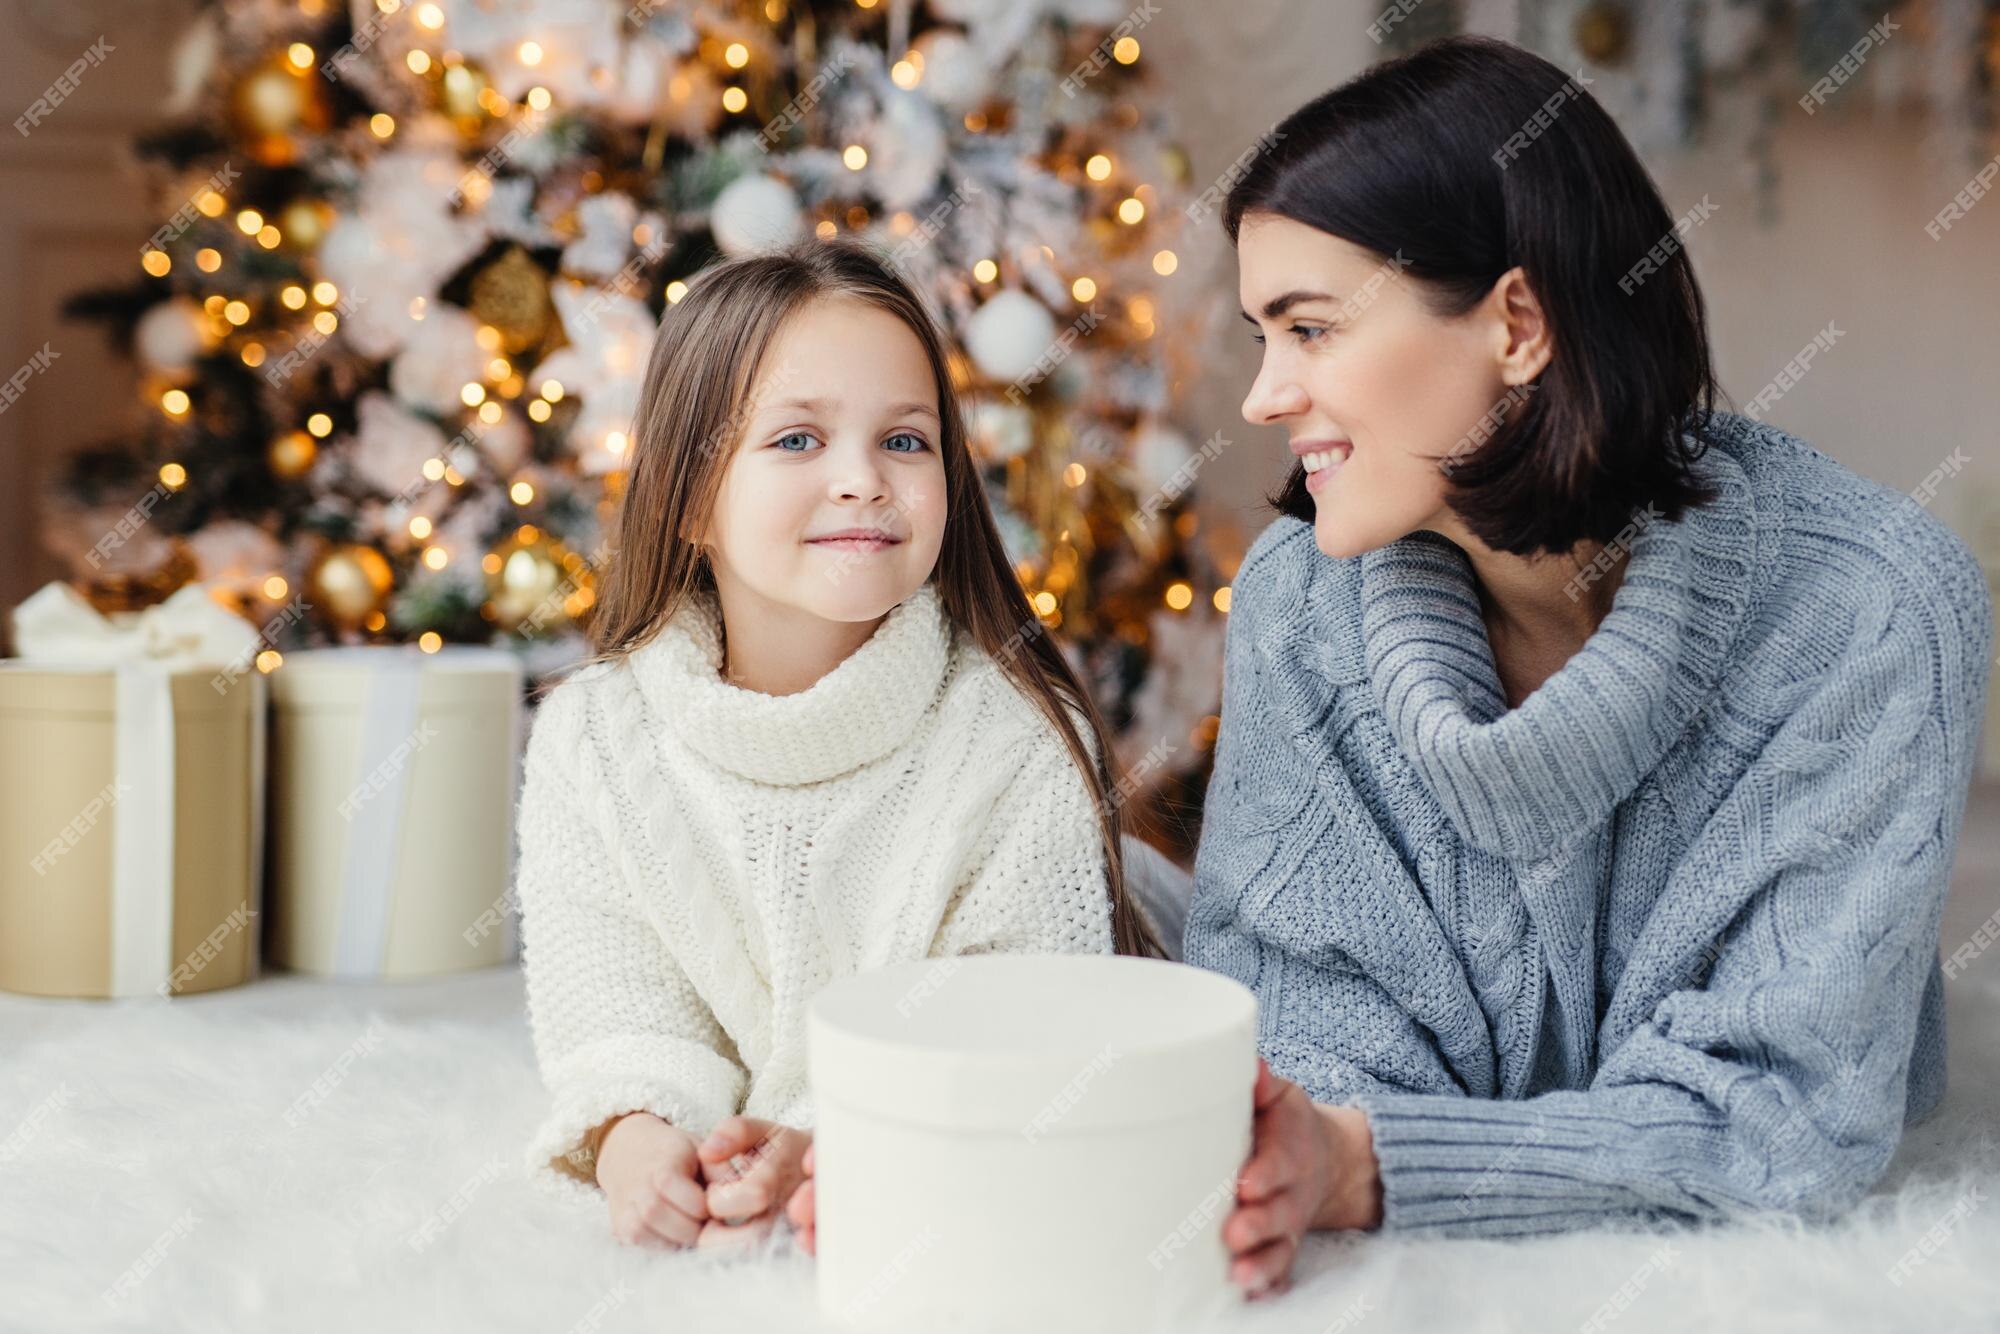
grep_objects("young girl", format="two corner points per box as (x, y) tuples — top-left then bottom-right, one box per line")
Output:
(514, 238), (1160, 1251)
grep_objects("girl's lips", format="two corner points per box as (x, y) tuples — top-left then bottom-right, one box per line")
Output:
(807, 537), (901, 552)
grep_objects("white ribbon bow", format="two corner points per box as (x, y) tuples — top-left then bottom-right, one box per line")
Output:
(12, 581), (259, 669)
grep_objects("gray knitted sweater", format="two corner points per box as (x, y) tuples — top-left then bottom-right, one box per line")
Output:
(1186, 411), (1993, 1236)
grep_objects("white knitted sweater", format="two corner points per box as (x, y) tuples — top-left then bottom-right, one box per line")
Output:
(515, 582), (1114, 1200)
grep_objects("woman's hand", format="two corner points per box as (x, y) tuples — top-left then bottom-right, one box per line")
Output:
(595, 1111), (711, 1248)
(1222, 1058), (1382, 1297)
(694, 1116), (813, 1251)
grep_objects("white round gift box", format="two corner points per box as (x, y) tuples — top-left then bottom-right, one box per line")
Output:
(808, 954), (1257, 1333)
(265, 646), (523, 979)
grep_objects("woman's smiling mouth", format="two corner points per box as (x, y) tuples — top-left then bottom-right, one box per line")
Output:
(1294, 440), (1352, 493)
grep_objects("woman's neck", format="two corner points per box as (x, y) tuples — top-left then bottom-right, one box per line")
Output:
(711, 581), (888, 697)
(1466, 539), (1627, 644)
(1426, 521), (1631, 709)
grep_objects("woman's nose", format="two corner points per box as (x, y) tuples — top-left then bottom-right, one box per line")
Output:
(1241, 361), (1307, 426)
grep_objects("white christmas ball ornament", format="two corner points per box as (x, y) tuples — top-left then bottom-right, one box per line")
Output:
(964, 397), (1035, 463)
(710, 173), (804, 256)
(389, 304), (488, 415)
(869, 94), (949, 210)
(187, 520), (287, 598)
(472, 410), (531, 473)
(136, 296), (216, 375)
(351, 390), (450, 496)
(965, 290), (1058, 383)
(910, 29), (990, 111)
(1129, 420), (1197, 495)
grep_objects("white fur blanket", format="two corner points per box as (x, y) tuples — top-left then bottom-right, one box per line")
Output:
(4, 965), (1996, 1334)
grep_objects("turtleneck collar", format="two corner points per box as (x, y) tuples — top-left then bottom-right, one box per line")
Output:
(629, 581), (955, 786)
(1358, 435), (1761, 862)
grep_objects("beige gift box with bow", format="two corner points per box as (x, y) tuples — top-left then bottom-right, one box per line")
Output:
(0, 583), (265, 999)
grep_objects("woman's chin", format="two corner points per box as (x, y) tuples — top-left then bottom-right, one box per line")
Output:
(1312, 512), (1370, 561)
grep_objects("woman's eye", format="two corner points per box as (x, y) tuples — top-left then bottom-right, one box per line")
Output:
(774, 431), (819, 453)
(1251, 325), (1329, 347)
(882, 432), (929, 454)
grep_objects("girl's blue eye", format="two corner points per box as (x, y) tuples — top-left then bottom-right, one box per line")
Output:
(774, 431), (819, 452)
(883, 432), (928, 454)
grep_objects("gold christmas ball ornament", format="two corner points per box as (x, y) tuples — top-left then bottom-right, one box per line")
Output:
(440, 60), (493, 128)
(278, 198), (333, 251)
(469, 246), (555, 357)
(308, 543), (394, 632)
(230, 54), (331, 165)
(1573, 2), (1632, 66)
(268, 429), (317, 479)
(485, 528), (590, 634)
(78, 537), (199, 615)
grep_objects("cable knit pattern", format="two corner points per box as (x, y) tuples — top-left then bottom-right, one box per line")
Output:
(515, 582), (1114, 1203)
(1186, 410), (1995, 1238)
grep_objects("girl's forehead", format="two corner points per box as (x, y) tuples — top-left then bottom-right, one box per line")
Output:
(749, 312), (938, 412)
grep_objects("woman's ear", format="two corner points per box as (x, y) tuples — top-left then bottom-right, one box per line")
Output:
(1487, 266), (1553, 387)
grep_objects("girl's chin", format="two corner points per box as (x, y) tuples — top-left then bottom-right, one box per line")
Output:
(786, 574), (928, 622)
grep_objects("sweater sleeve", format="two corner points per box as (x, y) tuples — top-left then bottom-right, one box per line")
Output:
(515, 681), (748, 1198)
(930, 719), (1116, 958)
(1349, 565), (1993, 1237)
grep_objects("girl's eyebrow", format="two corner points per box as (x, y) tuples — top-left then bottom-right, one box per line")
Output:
(765, 396), (939, 422)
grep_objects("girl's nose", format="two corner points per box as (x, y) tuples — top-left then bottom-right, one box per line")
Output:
(827, 441), (891, 504)
(1242, 360), (1308, 426)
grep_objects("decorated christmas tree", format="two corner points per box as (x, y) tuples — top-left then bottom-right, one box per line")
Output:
(55, 0), (1236, 845)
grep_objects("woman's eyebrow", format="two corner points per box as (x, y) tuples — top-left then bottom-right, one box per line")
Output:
(1240, 290), (1342, 323)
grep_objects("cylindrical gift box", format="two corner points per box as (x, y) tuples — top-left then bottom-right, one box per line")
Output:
(808, 955), (1257, 1333)
(266, 646), (523, 979)
(0, 664), (263, 999)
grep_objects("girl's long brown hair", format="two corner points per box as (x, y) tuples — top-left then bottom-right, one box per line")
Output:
(583, 237), (1161, 958)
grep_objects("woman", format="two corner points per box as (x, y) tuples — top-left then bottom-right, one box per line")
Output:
(1191, 35), (1994, 1295)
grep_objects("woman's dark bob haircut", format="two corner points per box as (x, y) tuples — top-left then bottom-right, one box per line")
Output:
(1225, 35), (1722, 556)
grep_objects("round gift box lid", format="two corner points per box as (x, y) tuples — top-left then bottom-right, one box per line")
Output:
(268, 645), (523, 710)
(809, 955), (1257, 1136)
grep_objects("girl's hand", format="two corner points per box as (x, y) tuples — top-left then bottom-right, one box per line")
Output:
(784, 1142), (816, 1255)
(1222, 1058), (1382, 1298)
(595, 1111), (710, 1249)
(694, 1116), (812, 1251)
